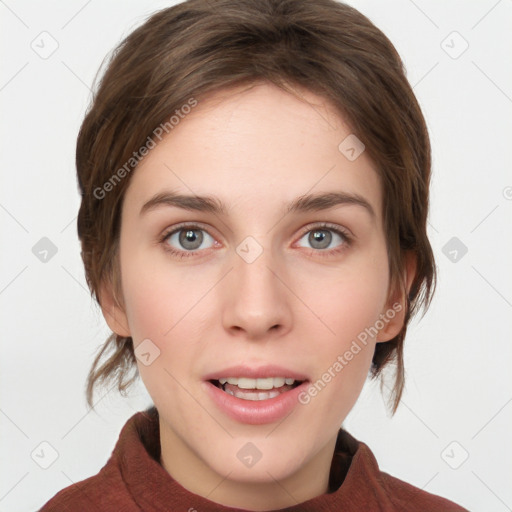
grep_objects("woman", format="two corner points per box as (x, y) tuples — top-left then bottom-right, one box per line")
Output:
(40, 0), (467, 509)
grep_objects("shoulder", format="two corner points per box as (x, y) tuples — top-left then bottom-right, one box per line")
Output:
(38, 407), (160, 511)
(377, 470), (469, 511)
(350, 437), (468, 512)
(37, 440), (148, 512)
(37, 460), (137, 511)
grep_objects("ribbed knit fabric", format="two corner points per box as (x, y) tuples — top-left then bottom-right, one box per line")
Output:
(39, 406), (468, 511)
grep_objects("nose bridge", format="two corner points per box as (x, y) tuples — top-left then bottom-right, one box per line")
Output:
(222, 236), (292, 337)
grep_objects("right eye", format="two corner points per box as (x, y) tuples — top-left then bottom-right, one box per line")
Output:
(161, 224), (217, 257)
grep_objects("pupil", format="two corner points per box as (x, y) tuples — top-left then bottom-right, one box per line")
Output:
(310, 230), (331, 249)
(179, 229), (203, 249)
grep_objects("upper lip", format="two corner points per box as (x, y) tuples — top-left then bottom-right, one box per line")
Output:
(203, 364), (309, 382)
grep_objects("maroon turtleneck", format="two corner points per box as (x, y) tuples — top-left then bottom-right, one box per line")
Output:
(38, 406), (468, 511)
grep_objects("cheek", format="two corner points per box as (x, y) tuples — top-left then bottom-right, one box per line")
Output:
(119, 248), (214, 388)
(119, 241), (206, 341)
(298, 269), (389, 423)
(122, 276), (171, 342)
(306, 258), (389, 343)
(333, 275), (387, 337)
(295, 248), (390, 400)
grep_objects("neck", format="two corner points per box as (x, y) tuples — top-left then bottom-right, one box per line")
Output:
(159, 421), (338, 511)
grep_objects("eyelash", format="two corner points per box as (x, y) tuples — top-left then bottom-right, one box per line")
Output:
(158, 222), (353, 260)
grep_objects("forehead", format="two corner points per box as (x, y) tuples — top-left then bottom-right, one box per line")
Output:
(124, 82), (382, 222)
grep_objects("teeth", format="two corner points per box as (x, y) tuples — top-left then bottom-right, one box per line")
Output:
(225, 388), (282, 400)
(218, 377), (297, 389)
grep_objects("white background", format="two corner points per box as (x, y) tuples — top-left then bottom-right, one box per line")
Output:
(1, 1), (511, 511)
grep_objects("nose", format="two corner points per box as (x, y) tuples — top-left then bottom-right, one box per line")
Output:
(221, 244), (293, 341)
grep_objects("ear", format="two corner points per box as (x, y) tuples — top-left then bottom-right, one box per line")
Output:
(98, 278), (131, 338)
(376, 251), (417, 343)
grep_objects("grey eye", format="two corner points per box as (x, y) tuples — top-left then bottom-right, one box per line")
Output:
(167, 228), (215, 251)
(297, 229), (344, 250)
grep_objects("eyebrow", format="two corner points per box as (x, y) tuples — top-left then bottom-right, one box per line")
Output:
(139, 190), (375, 219)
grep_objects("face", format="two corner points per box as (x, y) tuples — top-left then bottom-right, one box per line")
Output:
(101, 82), (407, 507)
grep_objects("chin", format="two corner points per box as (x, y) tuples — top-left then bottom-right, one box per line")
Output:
(204, 438), (311, 484)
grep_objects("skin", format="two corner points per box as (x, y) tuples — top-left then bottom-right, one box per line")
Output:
(100, 82), (414, 511)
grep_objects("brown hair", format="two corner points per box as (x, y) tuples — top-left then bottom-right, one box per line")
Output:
(77, 0), (436, 412)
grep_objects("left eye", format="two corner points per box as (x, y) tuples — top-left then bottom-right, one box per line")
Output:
(296, 228), (347, 251)
(165, 228), (215, 251)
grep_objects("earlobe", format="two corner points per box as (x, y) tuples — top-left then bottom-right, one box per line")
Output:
(98, 279), (131, 338)
(376, 252), (417, 343)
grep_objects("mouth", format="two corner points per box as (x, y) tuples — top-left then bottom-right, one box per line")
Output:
(208, 377), (306, 401)
(203, 367), (311, 424)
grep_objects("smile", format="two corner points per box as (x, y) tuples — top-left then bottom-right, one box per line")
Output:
(202, 364), (310, 424)
(211, 377), (304, 401)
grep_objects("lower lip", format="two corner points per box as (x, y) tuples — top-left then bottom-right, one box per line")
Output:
(203, 380), (309, 425)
